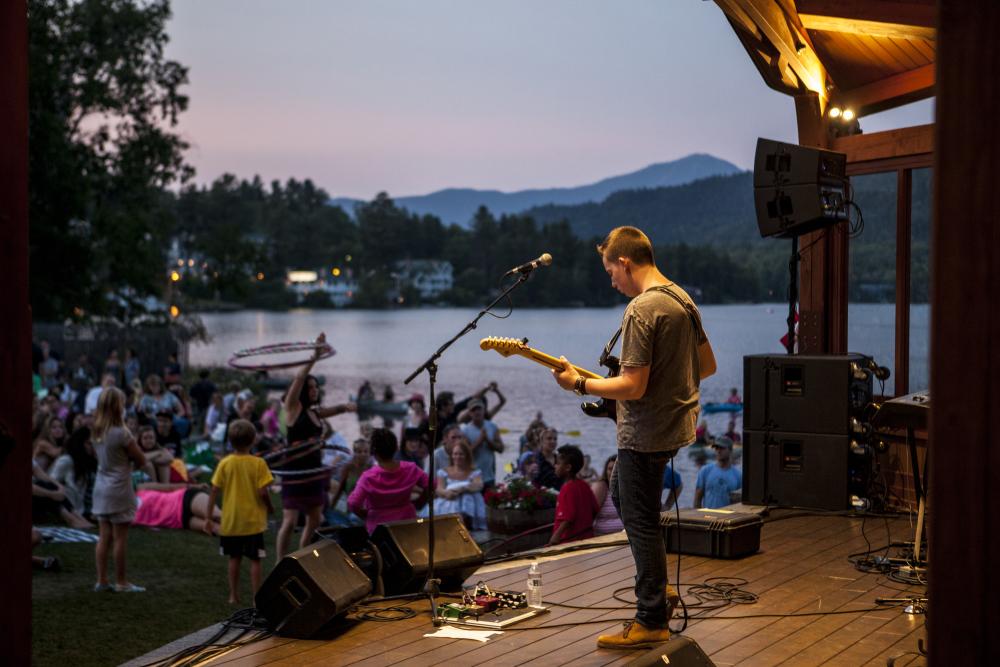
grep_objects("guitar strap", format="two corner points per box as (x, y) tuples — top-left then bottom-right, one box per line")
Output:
(650, 284), (709, 345)
(603, 284), (707, 357)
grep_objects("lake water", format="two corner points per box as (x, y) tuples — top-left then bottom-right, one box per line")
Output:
(189, 303), (927, 507)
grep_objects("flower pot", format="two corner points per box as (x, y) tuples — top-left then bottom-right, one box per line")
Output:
(486, 506), (556, 535)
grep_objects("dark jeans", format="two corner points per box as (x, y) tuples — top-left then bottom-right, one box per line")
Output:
(611, 448), (673, 629)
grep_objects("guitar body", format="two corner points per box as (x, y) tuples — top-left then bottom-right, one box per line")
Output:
(580, 355), (618, 422)
(479, 337), (617, 422)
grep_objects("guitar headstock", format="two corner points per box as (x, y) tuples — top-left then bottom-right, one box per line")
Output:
(479, 336), (529, 358)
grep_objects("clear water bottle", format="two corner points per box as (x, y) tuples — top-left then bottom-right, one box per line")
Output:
(527, 561), (542, 608)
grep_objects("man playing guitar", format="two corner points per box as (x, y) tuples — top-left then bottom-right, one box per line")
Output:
(552, 226), (716, 650)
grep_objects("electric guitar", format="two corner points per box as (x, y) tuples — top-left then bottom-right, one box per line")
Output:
(479, 336), (617, 421)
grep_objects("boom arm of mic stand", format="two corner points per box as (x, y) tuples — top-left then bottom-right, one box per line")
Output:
(402, 272), (532, 626)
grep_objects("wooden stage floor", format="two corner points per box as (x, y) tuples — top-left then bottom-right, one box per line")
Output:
(192, 511), (927, 666)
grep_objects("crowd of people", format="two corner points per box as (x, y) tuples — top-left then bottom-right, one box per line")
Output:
(29, 332), (741, 601)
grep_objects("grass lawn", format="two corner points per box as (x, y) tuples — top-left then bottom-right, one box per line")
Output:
(33, 505), (284, 667)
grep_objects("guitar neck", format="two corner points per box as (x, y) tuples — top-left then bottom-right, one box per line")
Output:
(518, 348), (604, 380)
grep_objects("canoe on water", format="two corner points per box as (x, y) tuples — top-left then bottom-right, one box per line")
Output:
(351, 396), (409, 417)
(702, 402), (743, 414)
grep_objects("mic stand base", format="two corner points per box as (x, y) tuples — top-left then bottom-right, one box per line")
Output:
(424, 578), (443, 626)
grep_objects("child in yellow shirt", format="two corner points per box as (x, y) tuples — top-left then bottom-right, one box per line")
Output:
(205, 419), (273, 605)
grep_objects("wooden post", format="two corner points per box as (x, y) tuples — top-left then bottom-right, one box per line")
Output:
(930, 1), (1000, 663)
(794, 92), (848, 354)
(0, 1), (33, 664)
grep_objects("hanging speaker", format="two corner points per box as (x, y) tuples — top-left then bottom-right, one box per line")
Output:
(753, 138), (848, 238)
(255, 539), (372, 638)
(371, 514), (484, 595)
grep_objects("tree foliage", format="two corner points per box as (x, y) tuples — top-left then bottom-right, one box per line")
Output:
(28, 0), (192, 321)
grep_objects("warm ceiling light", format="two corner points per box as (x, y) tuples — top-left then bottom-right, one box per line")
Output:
(828, 107), (842, 119)
(842, 109), (856, 121)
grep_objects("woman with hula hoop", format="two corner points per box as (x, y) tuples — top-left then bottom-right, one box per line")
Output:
(276, 333), (356, 560)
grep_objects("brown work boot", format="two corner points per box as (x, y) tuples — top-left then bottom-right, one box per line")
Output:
(597, 620), (671, 649)
(666, 583), (681, 619)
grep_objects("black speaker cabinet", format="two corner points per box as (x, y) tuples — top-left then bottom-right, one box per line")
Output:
(753, 138), (848, 239)
(255, 539), (372, 638)
(625, 635), (717, 666)
(371, 514), (483, 595)
(744, 353), (873, 435)
(742, 430), (850, 511)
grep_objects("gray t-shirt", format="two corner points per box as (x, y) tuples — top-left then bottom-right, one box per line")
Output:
(92, 426), (137, 515)
(617, 284), (704, 452)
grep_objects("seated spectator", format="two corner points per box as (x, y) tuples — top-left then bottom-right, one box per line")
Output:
(204, 392), (225, 438)
(155, 411), (183, 458)
(33, 414), (68, 471)
(137, 425), (179, 483)
(123, 348), (141, 387)
(189, 369), (217, 426)
(168, 383), (194, 438)
(32, 527), (61, 572)
(133, 482), (222, 535)
(432, 424), (464, 472)
(222, 381), (241, 418)
(695, 420), (710, 445)
(85, 373), (117, 415)
(329, 438), (373, 514)
(138, 374), (182, 422)
(535, 428), (562, 490)
(104, 349), (122, 386)
(397, 427), (429, 472)
(49, 426), (97, 517)
(591, 454), (624, 535)
(516, 452), (541, 482)
(260, 398), (282, 440)
(724, 418), (742, 445)
(519, 412), (547, 456)
(432, 438), (487, 530)
(162, 352), (182, 385)
(662, 460), (684, 510)
(579, 454), (599, 483)
(548, 445), (599, 545)
(32, 459), (94, 529)
(348, 429), (429, 534)
(403, 393), (428, 437)
(694, 437), (742, 509)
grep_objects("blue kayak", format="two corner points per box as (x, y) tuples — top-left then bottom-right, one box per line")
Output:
(702, 402), (743, 414)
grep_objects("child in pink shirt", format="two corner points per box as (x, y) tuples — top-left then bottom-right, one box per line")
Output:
(348, 428), (429, 533)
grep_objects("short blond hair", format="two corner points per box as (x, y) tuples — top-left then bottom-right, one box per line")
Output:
(596, 226), (654, 266)
(228, 419), (257, 450)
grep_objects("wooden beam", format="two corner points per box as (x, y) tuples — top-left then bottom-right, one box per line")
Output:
(799, 13), (935, 41)
(0, 2), (33, 665)
(715, 0), (832, 105)
(796, 0), (935, 29)
(838, 64), (935, 117)
(930, 1), (1000, 664)
(832, 123), (934, 164)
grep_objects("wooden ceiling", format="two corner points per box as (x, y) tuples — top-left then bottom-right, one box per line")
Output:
(714, 0), (935, 117)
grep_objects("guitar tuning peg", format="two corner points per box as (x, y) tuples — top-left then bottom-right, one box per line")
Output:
(520, 337), (529, 344)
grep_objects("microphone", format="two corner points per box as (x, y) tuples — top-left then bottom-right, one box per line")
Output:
(504, 253), (552, 277)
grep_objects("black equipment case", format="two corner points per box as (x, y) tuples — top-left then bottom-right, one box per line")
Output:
(660, 509), (762, 559)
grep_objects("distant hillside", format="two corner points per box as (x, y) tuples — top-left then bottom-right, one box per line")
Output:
(331, 154), (742, 225)
(527, 171), (761, 245)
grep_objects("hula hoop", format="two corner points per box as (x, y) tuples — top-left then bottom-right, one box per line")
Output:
(228, 341), (335, 371)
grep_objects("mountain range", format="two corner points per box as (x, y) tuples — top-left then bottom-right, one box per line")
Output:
(331, 153), (743, 225)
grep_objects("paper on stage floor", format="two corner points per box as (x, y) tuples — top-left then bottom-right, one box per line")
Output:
(424, 626), (503, 642)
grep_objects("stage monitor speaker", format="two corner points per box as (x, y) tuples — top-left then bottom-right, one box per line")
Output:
(625, 635), (717, 666)
(255, 539), (372, 638)
(371, 514), (484, 595)
(743, 353), (873, 435)
(742, 429), (850, 511)
(753, 138), (848, 238)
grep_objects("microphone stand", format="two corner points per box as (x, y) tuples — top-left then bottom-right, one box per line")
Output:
(404, 270), (533, 626)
